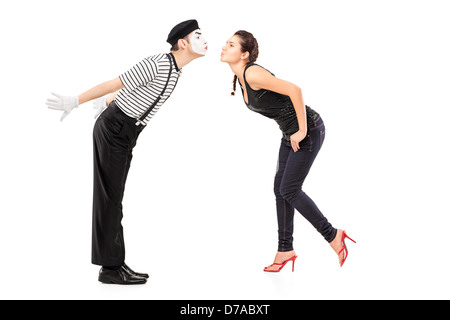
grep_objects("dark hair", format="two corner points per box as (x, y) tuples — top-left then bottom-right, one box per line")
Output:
(231, 30), (259, 96)
(170, 34), (190, 52)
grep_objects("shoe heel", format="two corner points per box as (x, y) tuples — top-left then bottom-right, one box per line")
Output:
(98, 274), (113, 284)
(343, 231), (356, 243)
(292, 256), (297, 272)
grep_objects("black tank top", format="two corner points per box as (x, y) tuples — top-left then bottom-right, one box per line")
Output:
(241, 63), (320, 140)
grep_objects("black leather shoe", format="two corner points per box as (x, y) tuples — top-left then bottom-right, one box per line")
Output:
(122, 262), (149, 279)
(98, 266), (147, 285)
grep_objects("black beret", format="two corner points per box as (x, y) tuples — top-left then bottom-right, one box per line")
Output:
(167, 19), (200, 46)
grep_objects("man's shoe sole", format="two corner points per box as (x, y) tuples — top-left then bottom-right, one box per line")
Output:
(98, 274), (147, 285)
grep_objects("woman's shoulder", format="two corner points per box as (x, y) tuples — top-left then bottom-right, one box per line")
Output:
(245, 63), (268, 73)
(245, 64), (273, 80)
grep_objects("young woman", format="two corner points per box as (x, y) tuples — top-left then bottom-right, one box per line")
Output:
(220, 30), (355, 271)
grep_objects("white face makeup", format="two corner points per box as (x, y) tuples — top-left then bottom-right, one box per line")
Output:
(190, 29), (208, 55)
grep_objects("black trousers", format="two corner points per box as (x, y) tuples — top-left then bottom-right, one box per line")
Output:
(274, 117), (336, 252)
(91, 101), (144, 266)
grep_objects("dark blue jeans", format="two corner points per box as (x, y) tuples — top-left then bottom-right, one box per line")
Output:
(274, 117), (337, 252)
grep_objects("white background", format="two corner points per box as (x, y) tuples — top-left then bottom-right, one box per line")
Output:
(1, 0), (449, 300)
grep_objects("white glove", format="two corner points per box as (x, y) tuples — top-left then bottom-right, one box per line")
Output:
(93, 96), (107, 119)
(46, 92), (79, 121)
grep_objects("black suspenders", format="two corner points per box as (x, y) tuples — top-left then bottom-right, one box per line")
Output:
(135, 53), (173, 126)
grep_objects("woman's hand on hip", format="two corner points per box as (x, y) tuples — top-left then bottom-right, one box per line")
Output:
(290, 130), (307, 152)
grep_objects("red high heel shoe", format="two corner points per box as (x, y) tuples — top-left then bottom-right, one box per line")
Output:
(264, 255), (298, 273)
(339, 231), (356, 267)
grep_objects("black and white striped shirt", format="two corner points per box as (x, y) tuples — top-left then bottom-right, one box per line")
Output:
(115, 53), (182, 125)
